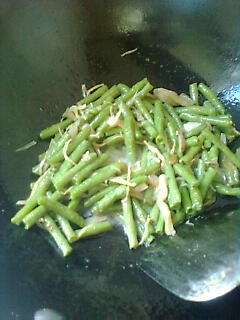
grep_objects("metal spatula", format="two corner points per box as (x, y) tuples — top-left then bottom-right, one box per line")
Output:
(137, 205), (240, 301)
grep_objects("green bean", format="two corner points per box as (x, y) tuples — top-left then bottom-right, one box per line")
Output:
(154, 100), (165, 137)
(221, 155), (239, 186)
(141, 120), (158, 139)
(175, 106), (216, 116)
(204, 139), (212, 149)
(126, 82), (154, 106)
(132, 199), (154, 243)
(91, 185), (126, 214)
(104, 203), (122, 213)
(186, 136), (199, 147)
(92, 122), (110, 139)
(163, 103), (183, 128)
(200, 167), (217, 200)
(184, 123), (206, 138)
(79, 104), (103, 123)
(40, 119), (73, 140)
(77, 84), (108, 105)
(23, 190), (63, 229)
(201, 149), (209, 162)
(84, 186), (116, 208)
(189, 83), (199, 105)
(115, 78), (148, 104)
(75, 221), (112, 239)
(135, 125), (144, 141)
(134, 97), (153, 123)
(173, 163), (199, 187)
(121, 195), (138, 249)
(179, 186), (193, 215)
(163, 153), (181, 209)
(202, 128), (240, 169)
(188, 186), (203, 212)
(97, 134), (123, 146)
(143, 98), (154, 112)
(91, 85), (120, 107)
(130, 175), (148, 185)
(38, 196), (85, 227)
(105, 127), (123, 137)
(198, 83), (225, 115)
(132, 161), (160, 177)
(89, 104), (110, 130)
(214, 184), (240, 196)
(88, 185), (105, 197)
(56, 215), (78, 243)
(208, 145), (219, 163)
(222, 127), (239, 143)
(179, 113), (232, 128)
(121, 101), (137, 163)
(202, 100), (211, 107)
(132, 199), (148, 226)
(54, 152), (97, 190)
(70, 162), (124, 199)
(195, 159), (205, 180)
(39, 215), (72, 256)
(45, 131), (72, 161)
(140, 146), (149, 169)
(11, 169), (54, 225)
(118, 83), (130, 94)
(68, 198), (81, 211)
(181, 145), (202, 164)
(52, 140), (90, 185)
(73, 153), (109, 184)
(48, 124), (91, 165)
(166, 121), (179, 153)
(172, 209), (186, 226)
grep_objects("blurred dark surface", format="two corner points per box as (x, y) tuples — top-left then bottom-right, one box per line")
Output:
(0, 0), (240, 319)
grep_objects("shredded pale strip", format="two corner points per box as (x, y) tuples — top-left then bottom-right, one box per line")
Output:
(109, 177), (136, 187)
(153, 174), (175, 236)
(121, 48), (138, 57)
(157, 200), (176, 236)
(67, 120), (79, 139)
(15, 140), (37, 152)
(107, 107), (123, 128)
(82, 151), (91, 162)
(63, 139), (76, 166)
(157, 174), (168, 201)
(170, 140), (176, 155)
(16, 200), (27, 206)
(185, 220), (194, 226)
(178, 129), (186, 155)
(87, 83), (104, 96)
(144, 140), (164, 162)
(63, 185), (73, 195)
(81, 84), (88, 98)
(92, 143), (102, 155)
(38, 157), (48, 176)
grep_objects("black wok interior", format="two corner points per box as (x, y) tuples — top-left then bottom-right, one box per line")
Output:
(0, 0), (240, 319)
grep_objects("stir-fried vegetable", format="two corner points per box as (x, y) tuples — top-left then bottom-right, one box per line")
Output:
(11, 79), (240, 256)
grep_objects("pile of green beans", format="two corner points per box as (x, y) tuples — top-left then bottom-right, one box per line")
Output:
(11, 79), (240, 256)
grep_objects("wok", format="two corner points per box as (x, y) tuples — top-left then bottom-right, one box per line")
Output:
(0, 0), (240, 319)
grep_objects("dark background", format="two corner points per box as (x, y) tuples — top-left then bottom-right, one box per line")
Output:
(0, 0), (239, 319)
